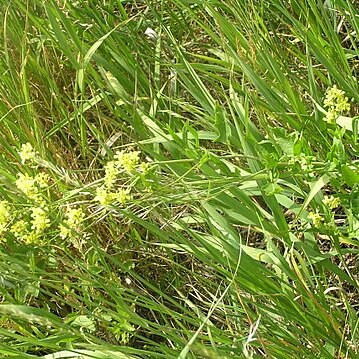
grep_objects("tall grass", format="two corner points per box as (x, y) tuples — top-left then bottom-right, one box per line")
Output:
(0, 0), (358, 358)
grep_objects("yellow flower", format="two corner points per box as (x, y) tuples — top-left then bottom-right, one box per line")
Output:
(323, 85), (350, 123)
(0, 201), (11, 237)
(139, 162), (150, 174)
(95, 187), (114, 206)
(35, 172), (50, 188)
(10, 220), (27, 239)
(323, 195), (341, 210)
(19, 142), (37, 164)
(16, 173), (38, 199)
(23, 231), (40, 244)
(30, 206), (50, 233)
(15, 173), (46, 205)
(115, 188), (131, 204)
(114, 150), (140, 173)
(104, 161), (119, 188)
(95, 186), (130, 206)
(59, 207), (85, 239)
(324, 110), (337, 124)
(308, 211), (323, 227)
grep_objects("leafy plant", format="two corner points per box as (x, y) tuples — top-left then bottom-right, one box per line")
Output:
(0, 0), (358, 358)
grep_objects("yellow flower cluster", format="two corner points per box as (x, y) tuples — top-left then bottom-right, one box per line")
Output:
(18, 142), (37, 164)
(322, 195), (341, 210)
(11, 206), (51, 244)
(35, 172), (50, 188)
(30, 206), (50, 234)
(13, 143), (96, 245)
(59, 207), (85, 239)
(308, 211), (323, 227)
(0, 201), (10, 239)
(11, 144), (151, 244)
(16, 173), (37, 198)
(15, 172), (49, 205)
(288, 154), (315, 172)
(323, 85), (350, 123)
(95, 187), (130, 206)
(94, 150), (145, 206)
(10, 220), (27, 239)
(104, 161), (120, 188)
(114, 150), (141, 174)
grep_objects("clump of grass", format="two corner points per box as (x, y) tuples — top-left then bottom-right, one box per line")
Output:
(0, 0), (358, 358)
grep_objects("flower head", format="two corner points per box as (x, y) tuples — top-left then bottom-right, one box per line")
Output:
(323, 195), (341, 210)
(16, 173), (38, 199)
(95, 186), (130, 206)
(11, 219), (27, 239)
(114, 150), (140, 174)
(30, 206), (50, 234)
(95, 187), (114, 206)
(15, 173), (48, 205)
(308, 211), (323, 227)
(19, 142), (37, 164)
(0, 201), (11, 237)
(323, 85), (350, 123)
(59, 206), (85, 239)
(104, 161), (119, 188)
(35, 172), (50, 188)
(139, 162), (150, 174)
(115, 188), (131, 204)
(23, 231), (40, 244)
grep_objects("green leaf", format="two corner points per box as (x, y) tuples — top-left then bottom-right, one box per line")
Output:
(298, 174), (330, 217)
(342, 165), (359, 187)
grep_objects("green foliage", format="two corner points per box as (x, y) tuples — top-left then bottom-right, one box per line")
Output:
(0, 0), (358, 358)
